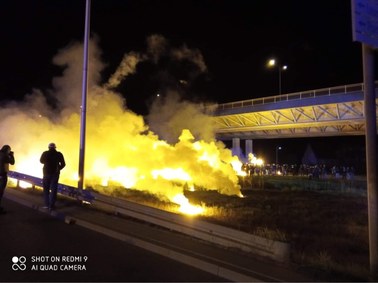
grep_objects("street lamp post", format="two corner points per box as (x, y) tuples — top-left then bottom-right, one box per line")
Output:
(275, 146), (282, 165)
(78, 0), (91, 192)
(268, 59), (287, 95)
(275, 146), (282, 175)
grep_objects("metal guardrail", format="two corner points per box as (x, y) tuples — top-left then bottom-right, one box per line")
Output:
(8, 170), (290, 262)
(216, 81), (378, 111)
(8, 171), (95, 202)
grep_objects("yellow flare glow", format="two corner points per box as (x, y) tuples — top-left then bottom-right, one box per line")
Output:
(19, 181), (32, 189)
(152, 140), (168, 150)
(16, 154), (43, 179)
(152, 168), (192, 182)
(179, 129), (195, 141)
(173, 194), (204, 215)
(71, 173), (79, 182)
(198, 151), (218, 167)
(0, 39), (248, 222)
(192, 142), (202, 151)
(231, 159), (247, 176)
(90, 159), (138, 188)
(110, 167), (138, 188)
(248, 153), (264, 166)
(101, 178), (108, 186)
(8, 178), (33, 189)
(7, 44), (244, 207)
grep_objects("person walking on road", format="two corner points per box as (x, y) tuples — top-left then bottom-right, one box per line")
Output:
(40, 142), (66, 210)
(0, 145), (15, 214)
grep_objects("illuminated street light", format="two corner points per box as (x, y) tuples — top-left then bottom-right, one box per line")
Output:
(267, 58), (288, 95)
(275, 146), (282, 165)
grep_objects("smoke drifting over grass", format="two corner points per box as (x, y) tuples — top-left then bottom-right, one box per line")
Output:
(0, 35), (242, 203)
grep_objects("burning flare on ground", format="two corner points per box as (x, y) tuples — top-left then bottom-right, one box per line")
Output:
(173, 194), (204, 215)
(1, 37), (244, 216)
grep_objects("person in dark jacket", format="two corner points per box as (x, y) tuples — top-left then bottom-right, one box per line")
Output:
(0, 144), (15, 214)
(40, 143), (66, 210)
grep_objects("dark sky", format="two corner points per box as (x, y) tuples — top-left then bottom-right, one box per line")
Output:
(0, 0), (374, 115)
(0, 0), (374, 168)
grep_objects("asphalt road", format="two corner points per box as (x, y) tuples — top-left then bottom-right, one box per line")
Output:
(0, 198), (227, 282)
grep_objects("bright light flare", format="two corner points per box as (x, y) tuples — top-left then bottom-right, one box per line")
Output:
(248, 153), (264, 166)
(16, 154), (43, 179)
(173, 194), (204, 215)
(152, 168), (192, 182)
(19, 181), (33, 189)
(268, 59), (276, 67)
(231, 159), (247, 176)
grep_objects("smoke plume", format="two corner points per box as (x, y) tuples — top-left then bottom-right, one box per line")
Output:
(0, 36), (242, 205)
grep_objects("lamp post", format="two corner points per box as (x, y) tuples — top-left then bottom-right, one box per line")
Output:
(275, 146), (282, 165)
(78, 0), (91, 192)
(267, 59), (287, 95)
(275, 146), (282, 175)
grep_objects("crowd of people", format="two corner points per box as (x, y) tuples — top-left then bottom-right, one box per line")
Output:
(241, 163), (356, 180)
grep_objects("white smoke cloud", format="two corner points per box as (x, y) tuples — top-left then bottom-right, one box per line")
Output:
(146, 34), (168, 63)
(171, 44), (207, 73)
(52, 36), (106, 111)
(144, 34), (215, 144)
(146, 34), (207, 75)
(147, 90), (217, 144)
(104, 51), (146, 89)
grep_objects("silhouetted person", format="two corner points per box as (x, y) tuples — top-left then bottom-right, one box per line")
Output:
(40, 143), (66, 210)
(0, 145), (15, 214)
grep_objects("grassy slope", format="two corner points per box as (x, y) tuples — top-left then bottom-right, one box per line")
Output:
(109, 175), (370, 281)
(184, 176), (370, 281)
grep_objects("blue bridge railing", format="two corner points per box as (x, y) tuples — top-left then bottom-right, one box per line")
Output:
(8, 171), (95, 203)
(215, 81), (378, 111)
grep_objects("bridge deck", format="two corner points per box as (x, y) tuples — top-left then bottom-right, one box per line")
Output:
(213, 82), (378, 139)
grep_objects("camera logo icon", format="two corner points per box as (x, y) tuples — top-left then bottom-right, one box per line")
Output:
(12, 256), (27, 271)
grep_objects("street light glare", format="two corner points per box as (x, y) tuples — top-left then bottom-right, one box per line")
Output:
(268, 59), (276, 67)
(266, 57), (288, 95)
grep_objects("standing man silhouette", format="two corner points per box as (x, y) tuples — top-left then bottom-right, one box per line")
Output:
(40, 143), (66, 210)
(0, 145), (15, 214)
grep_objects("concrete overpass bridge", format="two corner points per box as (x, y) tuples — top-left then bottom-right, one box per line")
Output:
(213, 82), (378, 141)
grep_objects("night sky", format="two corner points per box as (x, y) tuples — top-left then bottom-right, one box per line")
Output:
(1, 1), (372, 110)
(0, 0), (375, 169)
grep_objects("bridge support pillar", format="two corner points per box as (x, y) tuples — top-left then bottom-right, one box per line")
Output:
(232, 138), (242, 160)
(245, 140), (253, 159)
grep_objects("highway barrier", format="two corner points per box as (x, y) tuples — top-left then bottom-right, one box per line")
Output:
(8, 170), (290, 263)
